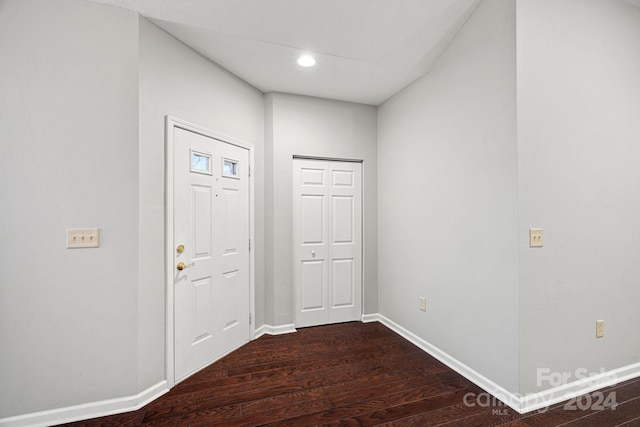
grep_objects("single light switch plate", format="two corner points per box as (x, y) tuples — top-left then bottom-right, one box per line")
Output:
(530, 228), (544, 247)
(419, 296), (426, 312)
(67, 228), (100, 248)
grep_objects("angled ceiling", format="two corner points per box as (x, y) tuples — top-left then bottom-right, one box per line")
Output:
(89, 0), (481, 105)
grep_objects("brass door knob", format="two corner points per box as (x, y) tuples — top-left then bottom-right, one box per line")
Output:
(176, 244), (185, 253)
(176, 261), (195, 271)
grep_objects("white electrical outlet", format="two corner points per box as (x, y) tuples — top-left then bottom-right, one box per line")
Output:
(419, 296), (426, 312)
(67, 228), (100, 248)
(596, 320), (604, 338)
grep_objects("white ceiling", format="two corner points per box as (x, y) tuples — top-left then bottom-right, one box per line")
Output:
(89, 0), (482, 105)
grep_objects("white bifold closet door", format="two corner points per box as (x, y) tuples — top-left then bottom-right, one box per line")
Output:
(293, 158), (362, 328)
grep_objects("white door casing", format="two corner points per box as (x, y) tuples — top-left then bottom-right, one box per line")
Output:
(166, 117), (254, 386)
(293, 159), (362, 328)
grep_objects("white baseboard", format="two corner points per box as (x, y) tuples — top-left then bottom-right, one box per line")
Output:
(0, 381), (169, 427)
(374, 313), (640, 414)
(361, 313), (381, 323)
(136, 380), (170, 409)
(255, 323), (297, 338)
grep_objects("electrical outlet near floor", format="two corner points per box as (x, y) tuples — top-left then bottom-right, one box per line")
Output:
(419, 296), (426, 312)
(596, 320), (604, 338)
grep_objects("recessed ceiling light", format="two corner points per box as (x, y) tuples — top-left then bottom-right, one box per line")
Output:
(297, 55), (316, 67)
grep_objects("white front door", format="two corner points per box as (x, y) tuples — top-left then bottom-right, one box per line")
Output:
(173, 126), (250, 383)
(293, 159), (362, 328)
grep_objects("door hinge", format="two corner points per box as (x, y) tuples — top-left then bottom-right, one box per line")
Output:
(249, 165), (251, 177)
(249, 239), (251, 251)
(249, 313), (252, 325)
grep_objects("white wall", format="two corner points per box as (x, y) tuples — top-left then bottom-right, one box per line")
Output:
(377, 0), (519, 393)
(138, 17), (265, 391)
(0, 0), (139, 418)
(517, 0), (640, 394)
(265, 93), (377, 326)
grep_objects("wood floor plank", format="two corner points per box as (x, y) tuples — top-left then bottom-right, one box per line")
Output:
(205, 397), (334, 427)
(240, 387), (327, 415)
(141, 404), (241, 427)
(330, 389), (478, 426)
(381, 377), (479, 407)
(326, 375), (444, 408)
(258, 397), (391, 427)
(616, 417), (640, 427)
(63, 410), (145, 427)
(54, 321), (640, 427)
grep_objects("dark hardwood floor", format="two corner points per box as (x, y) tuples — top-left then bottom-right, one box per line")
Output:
(61, 321), (640, 426)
